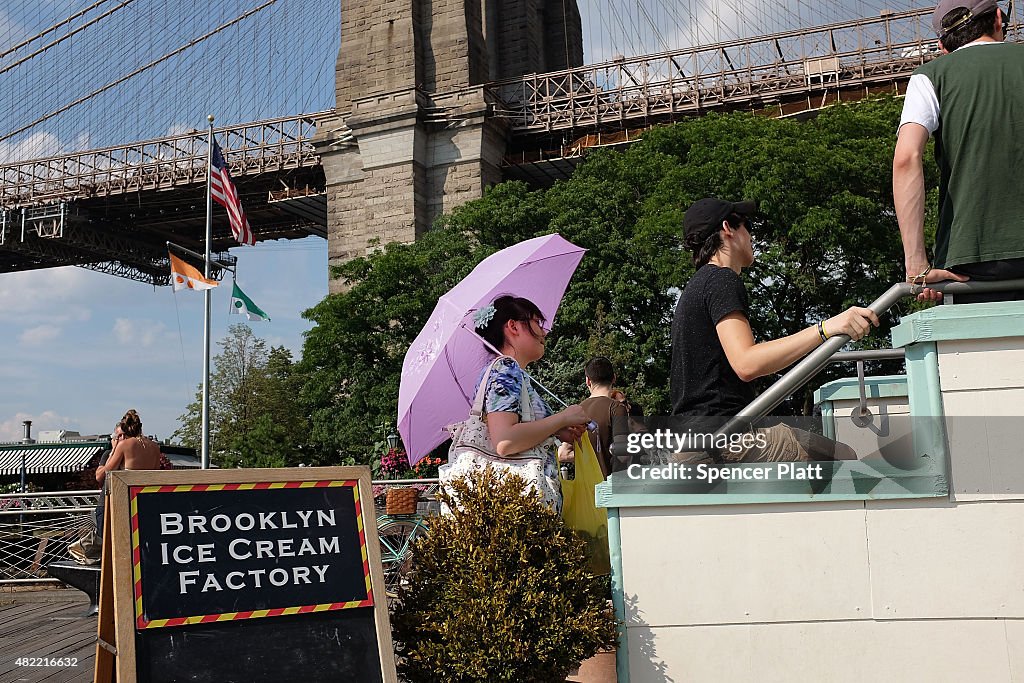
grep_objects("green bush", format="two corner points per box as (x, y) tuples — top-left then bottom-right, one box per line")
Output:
(391, 467), (619, 683)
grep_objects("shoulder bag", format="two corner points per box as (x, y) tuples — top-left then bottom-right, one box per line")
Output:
(440, 356), (561, 511)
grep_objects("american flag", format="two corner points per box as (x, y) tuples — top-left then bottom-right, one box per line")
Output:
(210, 140), (255, 246)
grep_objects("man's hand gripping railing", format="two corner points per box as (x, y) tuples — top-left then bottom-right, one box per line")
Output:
(715, 278), (1024, 440)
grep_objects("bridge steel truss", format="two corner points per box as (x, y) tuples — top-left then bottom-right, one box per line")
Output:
(0, 113), (326, 209)
(0, 114), (325, 284)
(486, 8), (959, 134)
(3, 9), (1020, 283)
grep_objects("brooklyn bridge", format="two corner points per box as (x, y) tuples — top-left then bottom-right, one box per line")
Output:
(1, 1), (1011, 289)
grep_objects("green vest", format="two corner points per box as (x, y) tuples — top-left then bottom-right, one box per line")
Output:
(915, 42), (1024, 268)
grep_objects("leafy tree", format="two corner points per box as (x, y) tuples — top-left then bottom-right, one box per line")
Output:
(300, 97), (915, 462)
(227, 414), (295, 468)
(175, 325), (306, 467)
(299, 227), (488, 465)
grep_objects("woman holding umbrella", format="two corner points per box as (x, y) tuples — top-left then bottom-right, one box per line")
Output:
(399, 234), (590, 508)
(468, 295), (590, 510)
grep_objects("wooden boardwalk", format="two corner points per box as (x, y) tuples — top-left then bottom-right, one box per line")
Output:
(0, 588), (95, 683)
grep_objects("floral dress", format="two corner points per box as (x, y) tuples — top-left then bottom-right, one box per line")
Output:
(478, 356), (562, 509)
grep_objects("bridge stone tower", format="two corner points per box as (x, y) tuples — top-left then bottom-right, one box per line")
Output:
(315, 0), (582, 289)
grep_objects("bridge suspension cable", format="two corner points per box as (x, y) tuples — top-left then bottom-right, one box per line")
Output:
(0, 0), (114, 61)
(2, 0), (336, 162)
(577, 0), (932, 63)
(0, 0), (280, 145)
(635, 1), (671, 54)
(0, 0), (140, 77)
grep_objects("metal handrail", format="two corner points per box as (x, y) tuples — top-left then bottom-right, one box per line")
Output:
(0, 480), (437, 501)
(717, 278), (1024, 438)
(372, 478), (440, 486)
(0, 490), (100, 499)
(825, 349), (905, 364)
(0, 490), (101, 516)
(0, 478), (443, 584)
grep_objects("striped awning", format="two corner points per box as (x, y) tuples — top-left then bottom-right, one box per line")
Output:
(0, 442), (107, 475)
(165, 452), (202, 469)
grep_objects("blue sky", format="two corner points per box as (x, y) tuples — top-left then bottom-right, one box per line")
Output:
(0, 239), (327, 442)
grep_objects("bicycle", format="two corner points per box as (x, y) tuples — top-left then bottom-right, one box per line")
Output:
(373, 480), (439, 608)
(376, 511), (430, 606)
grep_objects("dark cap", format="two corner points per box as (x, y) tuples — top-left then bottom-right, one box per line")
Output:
(683, 198), (758, 243)
(932, 0), (998, 36)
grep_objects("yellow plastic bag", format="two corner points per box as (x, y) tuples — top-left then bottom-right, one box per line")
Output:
(561, 433), (610, 575)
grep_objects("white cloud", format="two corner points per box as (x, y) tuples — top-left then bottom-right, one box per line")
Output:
(0, 130), (63, 163)
(113, 318), (167, 348)
(0, 267), (94, 317)
(165, 122), (199, 137)
(19, 324), (61, 345)
(0, 127), (92, 163)
(0, 411), (77, 442)
(0, 241), (324, 442)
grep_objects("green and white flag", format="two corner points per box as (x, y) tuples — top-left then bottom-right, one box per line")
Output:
(230, 282), (270, 321)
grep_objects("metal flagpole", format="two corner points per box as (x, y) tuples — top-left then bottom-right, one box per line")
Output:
(166, 241), (235, 274)
(201, 114), (214, 469)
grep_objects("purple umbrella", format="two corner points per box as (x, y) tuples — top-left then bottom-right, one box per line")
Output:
(397, 234), (586, 463)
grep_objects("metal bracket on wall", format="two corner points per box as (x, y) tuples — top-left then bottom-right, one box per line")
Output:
(850, 360), (874, 427)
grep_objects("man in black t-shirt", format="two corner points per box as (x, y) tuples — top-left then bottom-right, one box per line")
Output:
(670, 263), (754, 417)
(670, 198), (879, 461)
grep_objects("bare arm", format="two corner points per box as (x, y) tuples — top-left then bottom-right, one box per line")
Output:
(717, 308), (880, 382)
(893, 123), (967, 299)
(487, 404), (588, 457)
(96, 441), (125, 483)
(893, 123), (930, 277)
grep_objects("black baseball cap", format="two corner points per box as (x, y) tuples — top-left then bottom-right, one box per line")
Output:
(683, 198), (758, 243)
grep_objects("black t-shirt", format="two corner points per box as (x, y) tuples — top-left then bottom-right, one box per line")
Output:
(670, 264), (755, 416)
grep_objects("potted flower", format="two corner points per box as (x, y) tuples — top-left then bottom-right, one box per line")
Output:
(411, 455), (444, 480)
(380, 446), (413, 479)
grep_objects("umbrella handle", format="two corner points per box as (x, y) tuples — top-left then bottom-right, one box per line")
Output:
(520, 374), (598, 432)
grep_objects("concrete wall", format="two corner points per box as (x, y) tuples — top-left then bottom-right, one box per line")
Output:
(939, 336), (1024, 501)
(316, 0), (583, 290)
(618, 498), (1024, 682)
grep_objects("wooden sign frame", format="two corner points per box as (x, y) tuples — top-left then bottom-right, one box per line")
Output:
(94, 466), (397, 683)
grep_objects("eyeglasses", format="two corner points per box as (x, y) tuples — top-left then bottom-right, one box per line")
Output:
(520, 317), (550, 334)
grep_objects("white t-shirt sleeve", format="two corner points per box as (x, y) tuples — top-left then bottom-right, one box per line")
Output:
(898, 73), (940, 134)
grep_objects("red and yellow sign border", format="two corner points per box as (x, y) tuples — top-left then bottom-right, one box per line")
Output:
(130, 479), (373, 630)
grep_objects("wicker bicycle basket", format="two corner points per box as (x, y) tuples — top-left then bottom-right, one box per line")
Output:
(385, 487), (420, 515)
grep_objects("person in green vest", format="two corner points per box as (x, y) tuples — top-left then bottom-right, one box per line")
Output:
(893, 0), (1024, 303)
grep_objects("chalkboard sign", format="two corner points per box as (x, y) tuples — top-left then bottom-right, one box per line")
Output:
(97, 468), (397, 683)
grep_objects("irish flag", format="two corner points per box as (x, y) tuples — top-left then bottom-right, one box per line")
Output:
(169, 252), (218, 292)
(230, 282), (270, 321)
